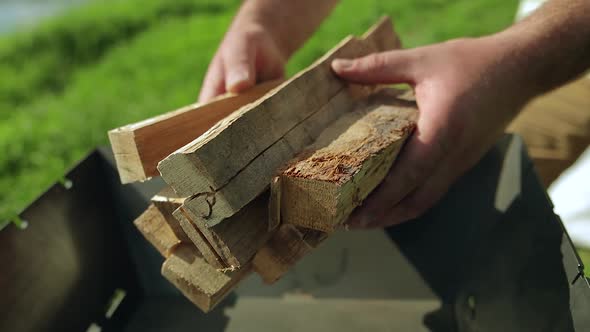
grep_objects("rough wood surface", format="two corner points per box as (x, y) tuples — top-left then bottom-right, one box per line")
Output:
(173, 207), (226, 269)
(161, 244), (252, 313)
(176, 193), (271, 269)
(272, 89), (418, 232)
(253, 225), (328, 284)
(160, 17), (401, 228)
(181, 89), (365, 227)
(151, 186), (190, 244)
(508, 77), (590, 187)
(133, 204), (180, 257)
(109, 80), (280, 184)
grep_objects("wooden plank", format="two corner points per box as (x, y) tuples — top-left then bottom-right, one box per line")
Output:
(176, 193), (271, 269)
(108, 80), (281, 184)
(159, 17), (399, 195)
(272, 89), (418, 232)
(151, 186), (190, 244)
(161, 17), (401, 228)
(173, 207), (226, 269)
(362, 15), (402, 51)
(181, 88), (367, 227)
(507, 77), (590, 187)
(253, 224), (328, 284)
(133, 204), (180, 257)
(161, 244), (252, 313)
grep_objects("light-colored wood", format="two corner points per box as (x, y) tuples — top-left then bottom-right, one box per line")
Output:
(181, 88), (367, 227)
(161, 244), (252, 313)
(176, 193), (271, 269)
(253, 224), (328, 284)
(108, 80), (281, 184)
(272, 89), (418, 232)
(173, 208), (226, 269)
(133, 204), (180, 257)
(362, 15), (402, 51)
(160, 17), (401, 228)
(151, 186), (190, 244)
(508, 77), (590, 187)
(136, 188), (227, 268)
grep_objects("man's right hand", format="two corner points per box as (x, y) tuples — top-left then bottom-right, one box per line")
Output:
(198, 20), (286, 102)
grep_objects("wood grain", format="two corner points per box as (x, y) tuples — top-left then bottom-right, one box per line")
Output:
(160, 17), (401, 228)
(177, 193), (271, 269)
(109, 80), (281, 183)
(272, 89), (418, 232)
(133, 204), (181, 257)
(173, 207), (226, 269)
(161, 244), (252, 313)
(151, 186), (190, 244)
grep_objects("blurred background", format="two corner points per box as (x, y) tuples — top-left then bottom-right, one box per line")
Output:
(0, 0), (519, 224)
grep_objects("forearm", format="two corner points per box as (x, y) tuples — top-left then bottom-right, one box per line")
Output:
(232, 0), (339, 58)
(493, 0), (590, 97)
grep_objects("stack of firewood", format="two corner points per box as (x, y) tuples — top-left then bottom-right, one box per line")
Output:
(108, 17), (417, 313)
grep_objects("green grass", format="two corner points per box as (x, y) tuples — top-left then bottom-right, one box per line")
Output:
(580, 250), (590, 270)
(0, 0), (237, 121)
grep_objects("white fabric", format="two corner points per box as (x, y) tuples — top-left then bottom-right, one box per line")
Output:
(515, 0), (546, 21)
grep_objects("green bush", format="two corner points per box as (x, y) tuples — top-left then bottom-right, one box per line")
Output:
(0, 0), (238, 119)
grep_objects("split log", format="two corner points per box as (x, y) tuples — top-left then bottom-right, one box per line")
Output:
(158, 17), (401, 228)
(133, 204), (181, 257)
(127, 16), (414, 316)
(151, 186), (190, 244)
(161, 244), (252, 313)
(271, 89), (418, 232)
(108, 80), (280, 184)
(173, 207), (227, 269)
(174, 193), (271, 269)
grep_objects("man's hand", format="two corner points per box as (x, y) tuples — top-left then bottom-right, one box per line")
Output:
(198, 21), (286, 102)
(333, 0), (590, 229)
(199, 0), (339, 102)
(333, 37), (535, 228)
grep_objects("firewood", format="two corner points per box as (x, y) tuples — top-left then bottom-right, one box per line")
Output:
(161, 244), (251, 313)
(133, 204), (180, 257)
(122, 17), (414, 315)
(173, 207), (227, 269)
(108, 80), (280, 183)
(151, 186), (190, 244)
(271, 89), (417, 232)
(158, 17), (401, 228)
(174, 193), (271, 269)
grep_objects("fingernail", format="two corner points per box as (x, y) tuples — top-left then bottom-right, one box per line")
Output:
(227, 69), (251, 92)
(332, 59), (353, 71)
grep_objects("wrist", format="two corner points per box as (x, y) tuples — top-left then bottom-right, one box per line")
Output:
(489, 2), (590, 98)
(477, 31), (545, 103)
